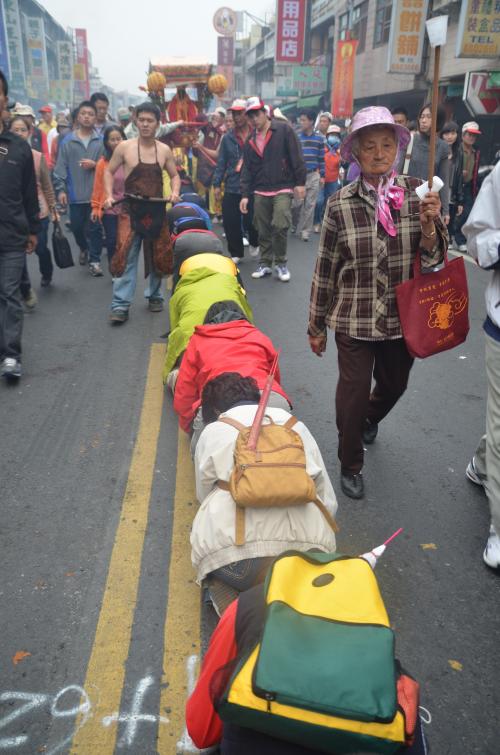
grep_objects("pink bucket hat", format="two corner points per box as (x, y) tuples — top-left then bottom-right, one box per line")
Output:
(341, 106), (411, 163)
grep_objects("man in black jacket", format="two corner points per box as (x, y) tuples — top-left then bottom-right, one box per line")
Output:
(0, 70), (40, 380)
(240, 98), (306, 282)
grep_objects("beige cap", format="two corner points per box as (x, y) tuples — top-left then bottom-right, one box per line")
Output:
(12, 103), (35, 118)
(462, 120), (481, 134)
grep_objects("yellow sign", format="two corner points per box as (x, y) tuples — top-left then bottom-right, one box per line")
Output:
(456, 0), (500, 59)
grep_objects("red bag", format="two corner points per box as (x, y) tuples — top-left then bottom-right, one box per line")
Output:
(396, 251), (469, 358)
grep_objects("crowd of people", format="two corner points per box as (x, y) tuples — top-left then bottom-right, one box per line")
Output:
(1, 62), (499, 753)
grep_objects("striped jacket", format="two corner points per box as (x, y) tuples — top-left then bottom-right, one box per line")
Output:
(308, 175), (448, 341)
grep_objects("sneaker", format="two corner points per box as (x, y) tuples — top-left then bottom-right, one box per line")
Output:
(301, 231), (310, 242)
(40, 276), (52, 287)
(362, 420), (378, 445)
(89, 262), (103, 277)
(313, 224), (321, 234)
(231, 256), (242, 264)
(242, 237), (249, 247)
(148, 298), (164, 312)
(466, 457), (485, 487)
(79, 250), (88, 265)
(251, 265), (272, 279)
(249, 245), (260, 258)
(458, 244), (467, 253)
(290, 226), (296, 234)
(341, 471), (364, 499)
(109, 310), (129, 324)
(483, 524), (500, 569)
(1, 357), (21, 380)
(23, 289), (38, 309)
(275, 264), (291, 282)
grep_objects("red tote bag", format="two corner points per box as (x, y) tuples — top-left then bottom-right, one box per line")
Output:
(396, 251), (470, 359)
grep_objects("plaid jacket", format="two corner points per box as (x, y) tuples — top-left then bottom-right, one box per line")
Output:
(308, 175), (448, 340)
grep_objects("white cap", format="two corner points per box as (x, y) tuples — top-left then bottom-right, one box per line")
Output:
(12, 103), (35, 118)
(462, 121), (481, 135)
(327, 124), (341, 134)
(215, 106), (226, 117)
(228, 99), (246, 112)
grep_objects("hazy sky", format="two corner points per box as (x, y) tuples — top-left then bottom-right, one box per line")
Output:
(41, 0), (273, 92)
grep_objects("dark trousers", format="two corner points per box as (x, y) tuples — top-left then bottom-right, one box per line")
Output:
(335, 333), (414, 473)
(35, 217), (53, 280)
(69, 203), (103, 262)
(102, 214), (118, 265)
(20, 261), (31, 298)
(0, 250), (26, 361)
(454, 183), (474, 247)
(222, 193), (258, 258)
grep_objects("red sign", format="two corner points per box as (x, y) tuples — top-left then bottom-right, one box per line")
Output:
(217, 36), (234, 66)
(74, 28), (89, 99)
(275, 0), (306, 63)
(331, 40), (358, 118)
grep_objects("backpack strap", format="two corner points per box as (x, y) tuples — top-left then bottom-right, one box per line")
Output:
(217, 417), (247, 432)
(314, 497), (339, 533)
(403, 133), (414, 175)
(217, 479), (246, 545)
(284, 416), (298, 429)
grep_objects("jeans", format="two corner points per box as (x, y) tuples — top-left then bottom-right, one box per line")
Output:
(69, 203), (103, 262)
(20, 261), (32, 298)
(222, 193), (258, 258)
(313, 184), (325, 226)
(111, 233), (163, 312)
(0, 249), (26, 361)
(454, 183), (474, 247)
(102, 214), (118, 265)
(324, 180), (341, 200)
(35, 217), (53, 281)
(253, 193), (292, 267)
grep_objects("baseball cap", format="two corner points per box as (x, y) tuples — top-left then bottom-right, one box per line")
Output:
(12, 103), (35, 118)
(39, 105), (52, 113)
(462, 121), (481, 135)
(228, 99), (246, 112)
(327, 124), (342, 135)
(245, 96), (265, 113)
(117, 106), (130, 121)
(56, 113), (69, 127)
(215, 106), (226, 117)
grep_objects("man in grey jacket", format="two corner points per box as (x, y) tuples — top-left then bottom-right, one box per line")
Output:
(53, 100), (104, 275)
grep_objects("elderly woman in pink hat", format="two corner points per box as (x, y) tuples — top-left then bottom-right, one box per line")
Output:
(308, 106), (447, 499)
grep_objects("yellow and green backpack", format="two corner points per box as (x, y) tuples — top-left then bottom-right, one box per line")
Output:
(218, 551), (418, 754)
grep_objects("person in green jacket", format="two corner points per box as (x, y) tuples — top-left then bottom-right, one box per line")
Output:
(162, 266), (253, 382)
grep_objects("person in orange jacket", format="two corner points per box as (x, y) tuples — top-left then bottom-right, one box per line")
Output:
(91, 125), (126, 271)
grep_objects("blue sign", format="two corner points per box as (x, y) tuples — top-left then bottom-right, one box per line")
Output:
(0, 3), (11, 79)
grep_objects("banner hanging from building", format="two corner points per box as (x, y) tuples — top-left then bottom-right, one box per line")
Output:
(56, 39), (73, 103)
(217, 35), (234, 66)
(74, 28), (90, 99)
(456, 0), (500, 59)
(331, 39), (358, 118)
(0, 1), (10, 78)
(387, 0), (429, 74)
(2, 0), (26, 98)
(24, 15), (49, 100)
(275, 0), (306, 63)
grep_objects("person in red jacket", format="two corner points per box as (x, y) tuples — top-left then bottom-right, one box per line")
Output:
(171, 299), (291, 450)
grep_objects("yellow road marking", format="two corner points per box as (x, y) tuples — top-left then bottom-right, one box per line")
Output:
(157, 430), (201, 754)
(71, 343), (165, 753)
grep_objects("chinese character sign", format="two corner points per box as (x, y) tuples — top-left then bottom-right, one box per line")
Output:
(2, 0), (26, 97)
(291, 65), (328, 94)
(456, 0), (500, 58)
(331, 40), (358, 118)
(74, 28), (89, 99)
(217, 35), (234, 66)
(387, 0), (429, 74)
(24, 15), (49, 99)
(57, 40), (73, 102)
(276, 0), (306, 63)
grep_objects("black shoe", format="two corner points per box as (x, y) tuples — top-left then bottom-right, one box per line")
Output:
(341, 471), (364, 499)
(362, 420), (378, 445)
(109, 310), (129, 325)
(40, 276), (52, 287)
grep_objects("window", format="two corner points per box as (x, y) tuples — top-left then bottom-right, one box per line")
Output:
(373, 0), (392, 47)
(339, 12), (349, 41)
(351, 1), (369, 54)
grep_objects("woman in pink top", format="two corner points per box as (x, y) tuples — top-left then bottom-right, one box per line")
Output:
(10, 116), (57, 287)
(91, 125), (126, 271)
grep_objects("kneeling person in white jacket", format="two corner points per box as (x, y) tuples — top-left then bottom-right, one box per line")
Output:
(192, 372), (338, 613)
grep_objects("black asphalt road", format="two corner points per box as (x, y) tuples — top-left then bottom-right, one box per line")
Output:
(1, 228), (499, 754)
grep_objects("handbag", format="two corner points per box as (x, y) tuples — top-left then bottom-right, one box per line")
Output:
(396, 250), (469, 358)
(52, 220), (74, 269)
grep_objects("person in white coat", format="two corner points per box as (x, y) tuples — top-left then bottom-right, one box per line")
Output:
(463, 162), (500, 569)
(191, 372), (338, 612)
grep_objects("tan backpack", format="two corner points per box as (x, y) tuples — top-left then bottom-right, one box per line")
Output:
(217, 415), (338, 545)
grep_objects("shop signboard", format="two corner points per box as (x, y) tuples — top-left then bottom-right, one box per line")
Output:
(0, 1), (10, 78)
(3, 0), (26, 97)
(457, 0), (500, 59)
(291, 64), (328, 94)
(217, 35), (234, 66)
(275, 0), (306, 63)
(311, 0), (335, 29)
(213, 7), (237, 36)
(74, 28), (90, 99)
(24, 15), (49, 100)
(464, 71), (500, 116)
(387, 0), (429, 74)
